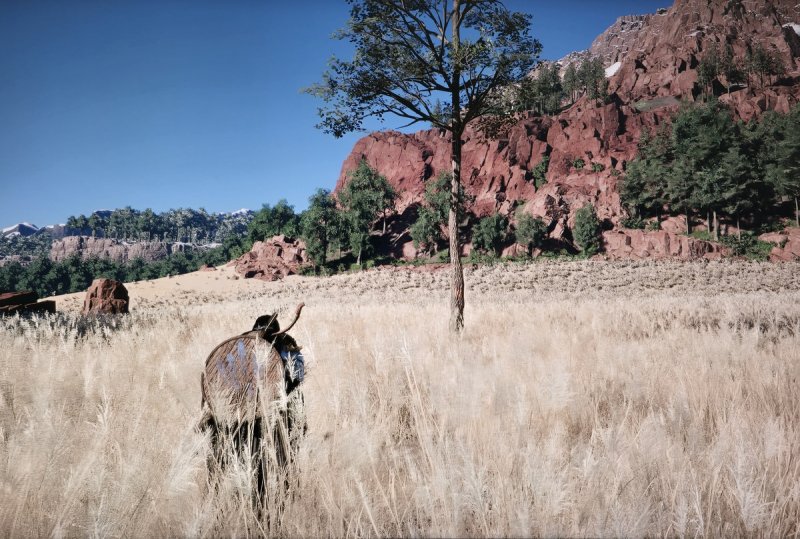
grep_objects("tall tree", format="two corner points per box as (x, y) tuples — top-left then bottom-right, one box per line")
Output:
(562, 63), (579, 103)
(307, 0), (540, 332)
(339, 160), (397, 266)
(300, 189), (341, 267)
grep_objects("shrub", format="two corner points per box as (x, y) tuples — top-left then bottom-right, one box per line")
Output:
(572, 158), (585, 170)
(720, 233), (774, 260)
(591, 162), (605, 172)
(621, 216), (646, 230)
(573, 204), (602, 256)
(471, 214), (508, 256)
(515, 213), (547, 255)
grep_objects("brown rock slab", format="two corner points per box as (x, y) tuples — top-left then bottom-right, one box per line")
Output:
(82, 278), (130, 315)
(234, 235), (309, 281)
(0, 290), (38, 308)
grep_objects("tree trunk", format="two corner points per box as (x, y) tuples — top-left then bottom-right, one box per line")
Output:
(713, 210), (719, 241)
(707, 211), (711, 236)
(686, 209), (691, 235)
(737, 215), (741, 239)
(795, 196), (799, 228)
(449, 134), (465, 334)
(449, 0), (465, 334)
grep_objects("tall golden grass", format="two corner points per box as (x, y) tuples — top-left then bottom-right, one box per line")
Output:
(1, 260), (799, 537)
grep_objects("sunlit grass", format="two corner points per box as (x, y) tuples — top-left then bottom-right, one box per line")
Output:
(1, 259), (799, 537)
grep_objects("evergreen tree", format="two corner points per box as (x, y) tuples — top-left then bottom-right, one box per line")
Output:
(563, 63), (579, 103)
(721, 43), (745, 94)
(697, 42), (721, 97)
(573, 204), (601, 256)
(514, 212), (547, 255)
(747, 43), (785, 88)
(772, 105), (800, 226)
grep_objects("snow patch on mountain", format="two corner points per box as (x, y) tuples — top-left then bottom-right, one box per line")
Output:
(605, 61), (622, 77)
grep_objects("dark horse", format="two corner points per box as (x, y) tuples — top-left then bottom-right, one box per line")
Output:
(199, 303), (306, 510)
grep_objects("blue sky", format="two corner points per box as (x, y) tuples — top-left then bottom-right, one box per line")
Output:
(0, 0), (669, 227)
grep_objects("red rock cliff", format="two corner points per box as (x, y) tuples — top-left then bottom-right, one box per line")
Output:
(335, 0), (800, 256)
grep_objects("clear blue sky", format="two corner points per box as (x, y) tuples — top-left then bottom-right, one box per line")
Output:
(0, 0), (670, 227)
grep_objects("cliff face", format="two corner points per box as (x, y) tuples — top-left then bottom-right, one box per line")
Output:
(605, 0), (800, 112)
(50, 236), (200, 263)
(335, 0), (800, 258)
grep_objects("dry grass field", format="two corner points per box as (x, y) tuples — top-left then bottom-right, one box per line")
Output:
(2, 259), (800, 537)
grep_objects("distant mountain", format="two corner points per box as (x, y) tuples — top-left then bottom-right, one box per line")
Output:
(1, 223), (40, 238)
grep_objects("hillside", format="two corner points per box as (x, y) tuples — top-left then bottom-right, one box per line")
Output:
(336, 0), (800, 260)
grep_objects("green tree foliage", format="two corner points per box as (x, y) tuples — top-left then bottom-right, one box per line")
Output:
(247, 200), (300, 245)
(300, 189), (341, 267)
(410, 171), (471, 254)
(763, 106), (800, 226)
(562, 63), (579, 103)
(514, 212), (547, 255)
(529, 155), (549, 189)
(697, 42), (721, 96)
(573, 204), (601, 256)
(306, 0), (541, 332)
(747, 43), (786, 88)
(471, 213), (508, 256)
(338, 161), (397, 266)
(409, 208), (441, 255)
(516, 63), (564, 115)
(0, 243), (241, 297)
(62, 207), (253, 244)
(577, 57), (608, 103)
(622, 101), (797, 235)
(721, 43), (745, 94)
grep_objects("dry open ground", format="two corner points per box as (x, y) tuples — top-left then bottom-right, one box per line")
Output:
(2, 259), (800, 537)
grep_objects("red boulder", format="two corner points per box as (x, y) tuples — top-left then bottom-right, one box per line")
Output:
(82, 278), (130, 315)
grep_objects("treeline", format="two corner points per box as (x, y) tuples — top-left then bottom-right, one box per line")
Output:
(0, 245), (239, 298)
(511, 57), (608, 115)
(64, 207), (253, 243)
(621, 100), (800, 235)
(697, 41), (786, 96)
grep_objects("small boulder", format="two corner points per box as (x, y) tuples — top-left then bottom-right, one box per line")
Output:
(82, 278), (129, 315)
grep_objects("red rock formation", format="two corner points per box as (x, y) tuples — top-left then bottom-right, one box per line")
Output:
(334, 0), (800, 260)
(760, 227), (800, 261)
(234, 235), (309, 281)
(602, 229), (725, 260)
(604, 0), (800, 107)
(82, 278), (129, 315)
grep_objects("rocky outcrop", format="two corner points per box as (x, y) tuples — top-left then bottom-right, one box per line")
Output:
(50, 236), (199, 263)
(338, 97), (671, 241)
(0, 290), (56, 316)
(335, 0), (800, 261)
(760, 227), (800, 261)
(601, 0), (800, 112)
(602, 229), (724, 260)
(233, 235), (309, 281)
(82, 278), (129, 315)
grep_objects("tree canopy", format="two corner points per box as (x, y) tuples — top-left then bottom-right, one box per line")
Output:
(307, 0), (541, 332)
